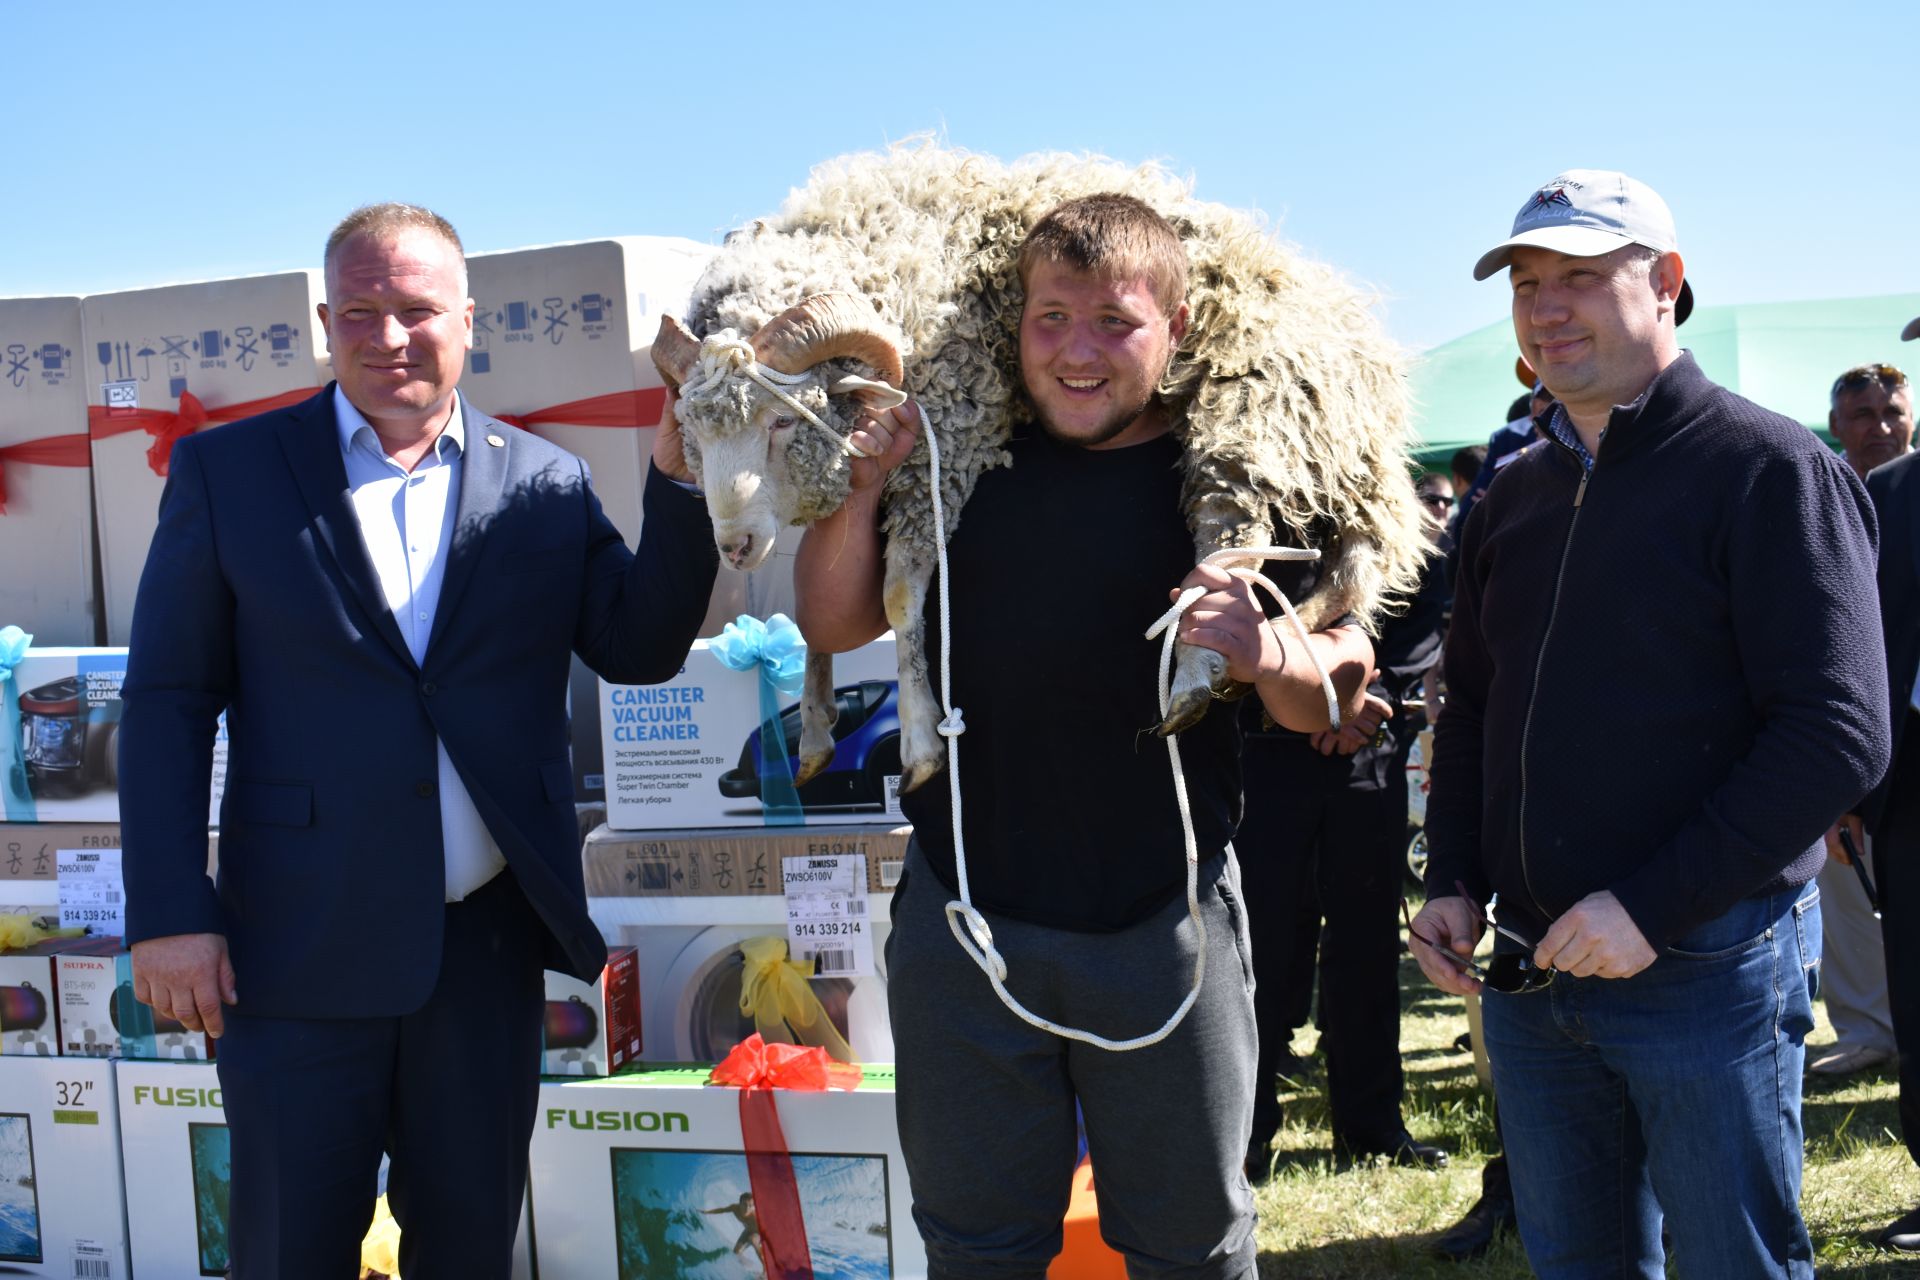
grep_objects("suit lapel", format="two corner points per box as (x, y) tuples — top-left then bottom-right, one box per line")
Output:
(277, 387), (418, 671)
(426, 394), (510, 658)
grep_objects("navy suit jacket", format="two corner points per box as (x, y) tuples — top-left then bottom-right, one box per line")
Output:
(1867, 449), (1920, 838)
(120, 386), (717, 1018)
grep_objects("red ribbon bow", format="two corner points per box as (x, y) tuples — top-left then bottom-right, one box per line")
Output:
(708, 1034), (863, 1280)
(87, 386), (323, 477)
(0, 433), (91, 514)
(491, 387), (667, 432)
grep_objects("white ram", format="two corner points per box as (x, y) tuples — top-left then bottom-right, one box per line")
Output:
(652, 143), (1428, 793)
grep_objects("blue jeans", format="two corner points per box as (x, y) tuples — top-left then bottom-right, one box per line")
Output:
(1482, 888), (1821, 1280)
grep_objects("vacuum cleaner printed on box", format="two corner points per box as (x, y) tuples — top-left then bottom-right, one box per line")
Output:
(600, 635), (901, 830)
(2, 648), (227, 825)
(0, 1055), (130, 1278)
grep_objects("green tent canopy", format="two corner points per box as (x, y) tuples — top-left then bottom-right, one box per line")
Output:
(1406, 292), (1920, 469)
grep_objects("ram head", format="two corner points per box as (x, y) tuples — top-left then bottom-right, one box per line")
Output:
(652, 293), (907, 572)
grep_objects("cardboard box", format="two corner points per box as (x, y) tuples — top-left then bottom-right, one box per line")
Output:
(0, 1054), (130, 1277)
(583, 823), (907, 899)
(81, 271), (327, 644)
(0, 824), (218, 934)
(0, 649), (229, 825)
(119, 1060), (533, 1278)
(0, 296), (98, 646)
(0, 943), (63, 1057)
(601, 634), (903, 830)
(529, 1065), (923, 1278)
(53, 947), (119, 1059)
(109, 952), (214, 1062)
(544, 946), (643, 1078)
(590, 891), (893, 1066)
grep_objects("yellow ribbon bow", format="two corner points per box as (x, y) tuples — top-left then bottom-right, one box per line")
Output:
(736, 935), (856, 1063)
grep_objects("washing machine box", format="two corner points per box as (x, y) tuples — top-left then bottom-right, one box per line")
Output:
(601, 634), (902, 831)
(582, 823), (907, 898)
(0, 1054), (130, 1278)
(116, 1060), (230, 1276)
(589, 890), (893, 1067)
(81, 271), (327, 645)
(544, 946), (643, 1078)
(528, 1065), (922, 1279)
(0, 650), (228, 825)
(0, 296), (97, 647)
(0, 824), (216, 937)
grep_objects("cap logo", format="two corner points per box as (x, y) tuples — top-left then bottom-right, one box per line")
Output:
(1529, 186), (1574, 212)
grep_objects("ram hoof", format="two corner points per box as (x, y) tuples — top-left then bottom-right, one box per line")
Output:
(1155, 687), (1214, 737)
(793, 749), (835, 787)
(899, 756), (946, 794)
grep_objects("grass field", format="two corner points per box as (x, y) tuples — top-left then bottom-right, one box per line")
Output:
(1247, 946), (1920, 1277)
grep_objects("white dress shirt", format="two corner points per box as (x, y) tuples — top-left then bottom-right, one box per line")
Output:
(334, 386), (507, 901)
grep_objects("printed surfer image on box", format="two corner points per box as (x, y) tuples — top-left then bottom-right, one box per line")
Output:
(0, 647), (228, 825)
(529, 1067), (923, 1278)
(0, 1054), (130, 1278)
(601, 633), (900, 830)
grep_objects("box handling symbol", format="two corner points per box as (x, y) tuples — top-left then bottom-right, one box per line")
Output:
(232, 327), (260, 370)
(505, 301), (531, 332)
(5, 345), (27, 387)
(198, 329), (224, 359)
(542, 299), (569, 344)
(265, 323), (297, 352)
(35, 343), (68, 371)
(578, 293), (608, 323)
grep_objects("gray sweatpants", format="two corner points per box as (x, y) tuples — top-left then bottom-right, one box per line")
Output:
(888, 839), (1259, 1280)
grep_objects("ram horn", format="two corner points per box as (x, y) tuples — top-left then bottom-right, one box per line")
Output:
(750, 293), (905, 391)
(650, 314), (702, 388)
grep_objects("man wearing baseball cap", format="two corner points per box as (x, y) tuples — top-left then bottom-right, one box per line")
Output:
(1411, 170), (1889, 1277)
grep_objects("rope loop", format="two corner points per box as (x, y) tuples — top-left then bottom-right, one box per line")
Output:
(677, 331), (870, 459)
(937, 708), (967, 737)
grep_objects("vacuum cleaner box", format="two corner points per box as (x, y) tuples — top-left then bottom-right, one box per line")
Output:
(0, 296), (98, 646)
(600, 635), (902, 831)
(528, 1065), (922, 1279)
(81, 271), (327, 645)
(588, 890), (893, 1067)
(0, 1054), (130, 1277)
(544, 946), (643, 1078)
(0, 650), (228, 825)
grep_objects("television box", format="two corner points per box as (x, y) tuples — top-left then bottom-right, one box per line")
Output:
(600, 634), (902, 831)
(528, 1065), (922, 1279)
(0, 649), (228, 824)
(589, 891), (893, 1067)
(81, 271), (327, 644)
(0, 1054), (130, 1277)
(582, 824), (907, 899)
(119, 1060), (534, 1279)
(0, 296), (97, 646)
(544, 946), (642, 1078)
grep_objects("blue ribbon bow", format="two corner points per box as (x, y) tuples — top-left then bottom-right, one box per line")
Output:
(0, 627), (35, 821)
(711, 615), (808, 824)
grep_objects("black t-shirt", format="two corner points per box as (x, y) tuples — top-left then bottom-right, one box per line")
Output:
(900, 427), (1307, 931)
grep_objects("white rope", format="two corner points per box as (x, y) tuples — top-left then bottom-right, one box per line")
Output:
(679, 335), (872, 459)
(920, 403), (1341, 1051)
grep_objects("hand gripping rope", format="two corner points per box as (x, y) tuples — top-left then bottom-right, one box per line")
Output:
(696, 351), (1344, 1051)
(915, 405), (1341, 1051)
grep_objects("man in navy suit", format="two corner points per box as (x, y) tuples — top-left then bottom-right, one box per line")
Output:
(119, 204), (717, 1279)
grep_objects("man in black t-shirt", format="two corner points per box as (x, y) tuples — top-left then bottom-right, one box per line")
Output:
(796, 195), (1373, 1279)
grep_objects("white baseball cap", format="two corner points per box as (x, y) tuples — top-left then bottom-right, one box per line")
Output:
(1475, 169), (1695, 324)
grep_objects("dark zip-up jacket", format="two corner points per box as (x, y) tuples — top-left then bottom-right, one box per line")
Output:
(1424, 353), (1890, 949)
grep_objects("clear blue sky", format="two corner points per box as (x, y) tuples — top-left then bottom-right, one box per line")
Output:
(4, 1), (1915, 352)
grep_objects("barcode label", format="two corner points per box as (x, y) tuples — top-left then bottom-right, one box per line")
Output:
(880, 859), (903, 888)
(848, 899), (866, 916)
(815, 948), (854, 975)
(884, 774), (903, 818)
(71, 1244), (112, 1278)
